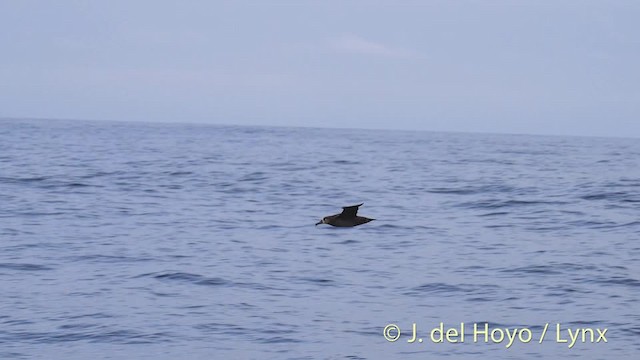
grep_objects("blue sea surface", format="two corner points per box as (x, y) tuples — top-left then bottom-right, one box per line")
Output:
(0, 119), (639, 359)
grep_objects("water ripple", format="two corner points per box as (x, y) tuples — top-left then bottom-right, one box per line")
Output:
(141, 272), (230, 287)
(0, 263), (53, 271)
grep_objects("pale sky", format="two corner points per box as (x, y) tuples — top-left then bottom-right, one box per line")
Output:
(1, 1), (639, 137)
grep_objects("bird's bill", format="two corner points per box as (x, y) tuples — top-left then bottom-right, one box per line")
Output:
(315, 220), (323, 226)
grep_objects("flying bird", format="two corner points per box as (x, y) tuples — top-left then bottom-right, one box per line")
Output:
(315, 203), (375, 227)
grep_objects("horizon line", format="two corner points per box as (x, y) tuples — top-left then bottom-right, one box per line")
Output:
(1, 116), (638, 141)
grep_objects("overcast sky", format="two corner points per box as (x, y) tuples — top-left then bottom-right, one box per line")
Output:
(1, 1), (639, 137)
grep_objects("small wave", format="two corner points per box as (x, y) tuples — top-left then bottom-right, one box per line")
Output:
(167, 171), (193, 176)
(154, 272), (227, 285)
(65, 255), (153, 263)
(0, 263), (53, 271)
(0, 176), (48, 184)
(158, 184), (182, 190)
(15, 211), (65, 217)
(330, 160), (360, 165)
(0, 175), (103, 190)
(0, 328), (173, 344)
(406, 282), (466, 295)
(479, 211), (510, 217)
(373, 224), (402, 230)
(485, 224), (514, 229)
(457, 199), (567, 210)
(588, 221), (640, 230)
(255, 336), (302, 344)
(566, 220), (617, 229)
(344, 355), (367, 360)
(613, 178), (640, 188)
(295, 277), (336, 286)
(137, 272), (230, 287)
(195, 322), (248, 335)
(256, 224), (285, 230)
(623, 326), (640, 335)
(238, 172), (268, 182)
(79, 170), (124, 179)
(615, 221), (640, 227)
(428, 184), (515, 195)
(66, 182), (92, 187)
(500, 265), (562, 275)
(580, 192), (621, 200)
(553, 262), (598, 271)
(404, 282), (498, 297)
(58, 323), (95, 330)
(544, 285), (592, 297)
(466, 297), (497, 302)
(335, 239), (359, 245)
(270, 161), (320, 171)
(67, 313), (115, 320)
(0, 352), (27, 359)
(580, 191), (638, 202)
(585, 276), (640, 288)
(2, 319), (34, 326)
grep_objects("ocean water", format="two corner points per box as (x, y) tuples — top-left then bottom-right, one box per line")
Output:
(0, 119), (639, 360)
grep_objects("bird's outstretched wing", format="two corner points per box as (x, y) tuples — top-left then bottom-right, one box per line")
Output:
(339, 203), (363, 218)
